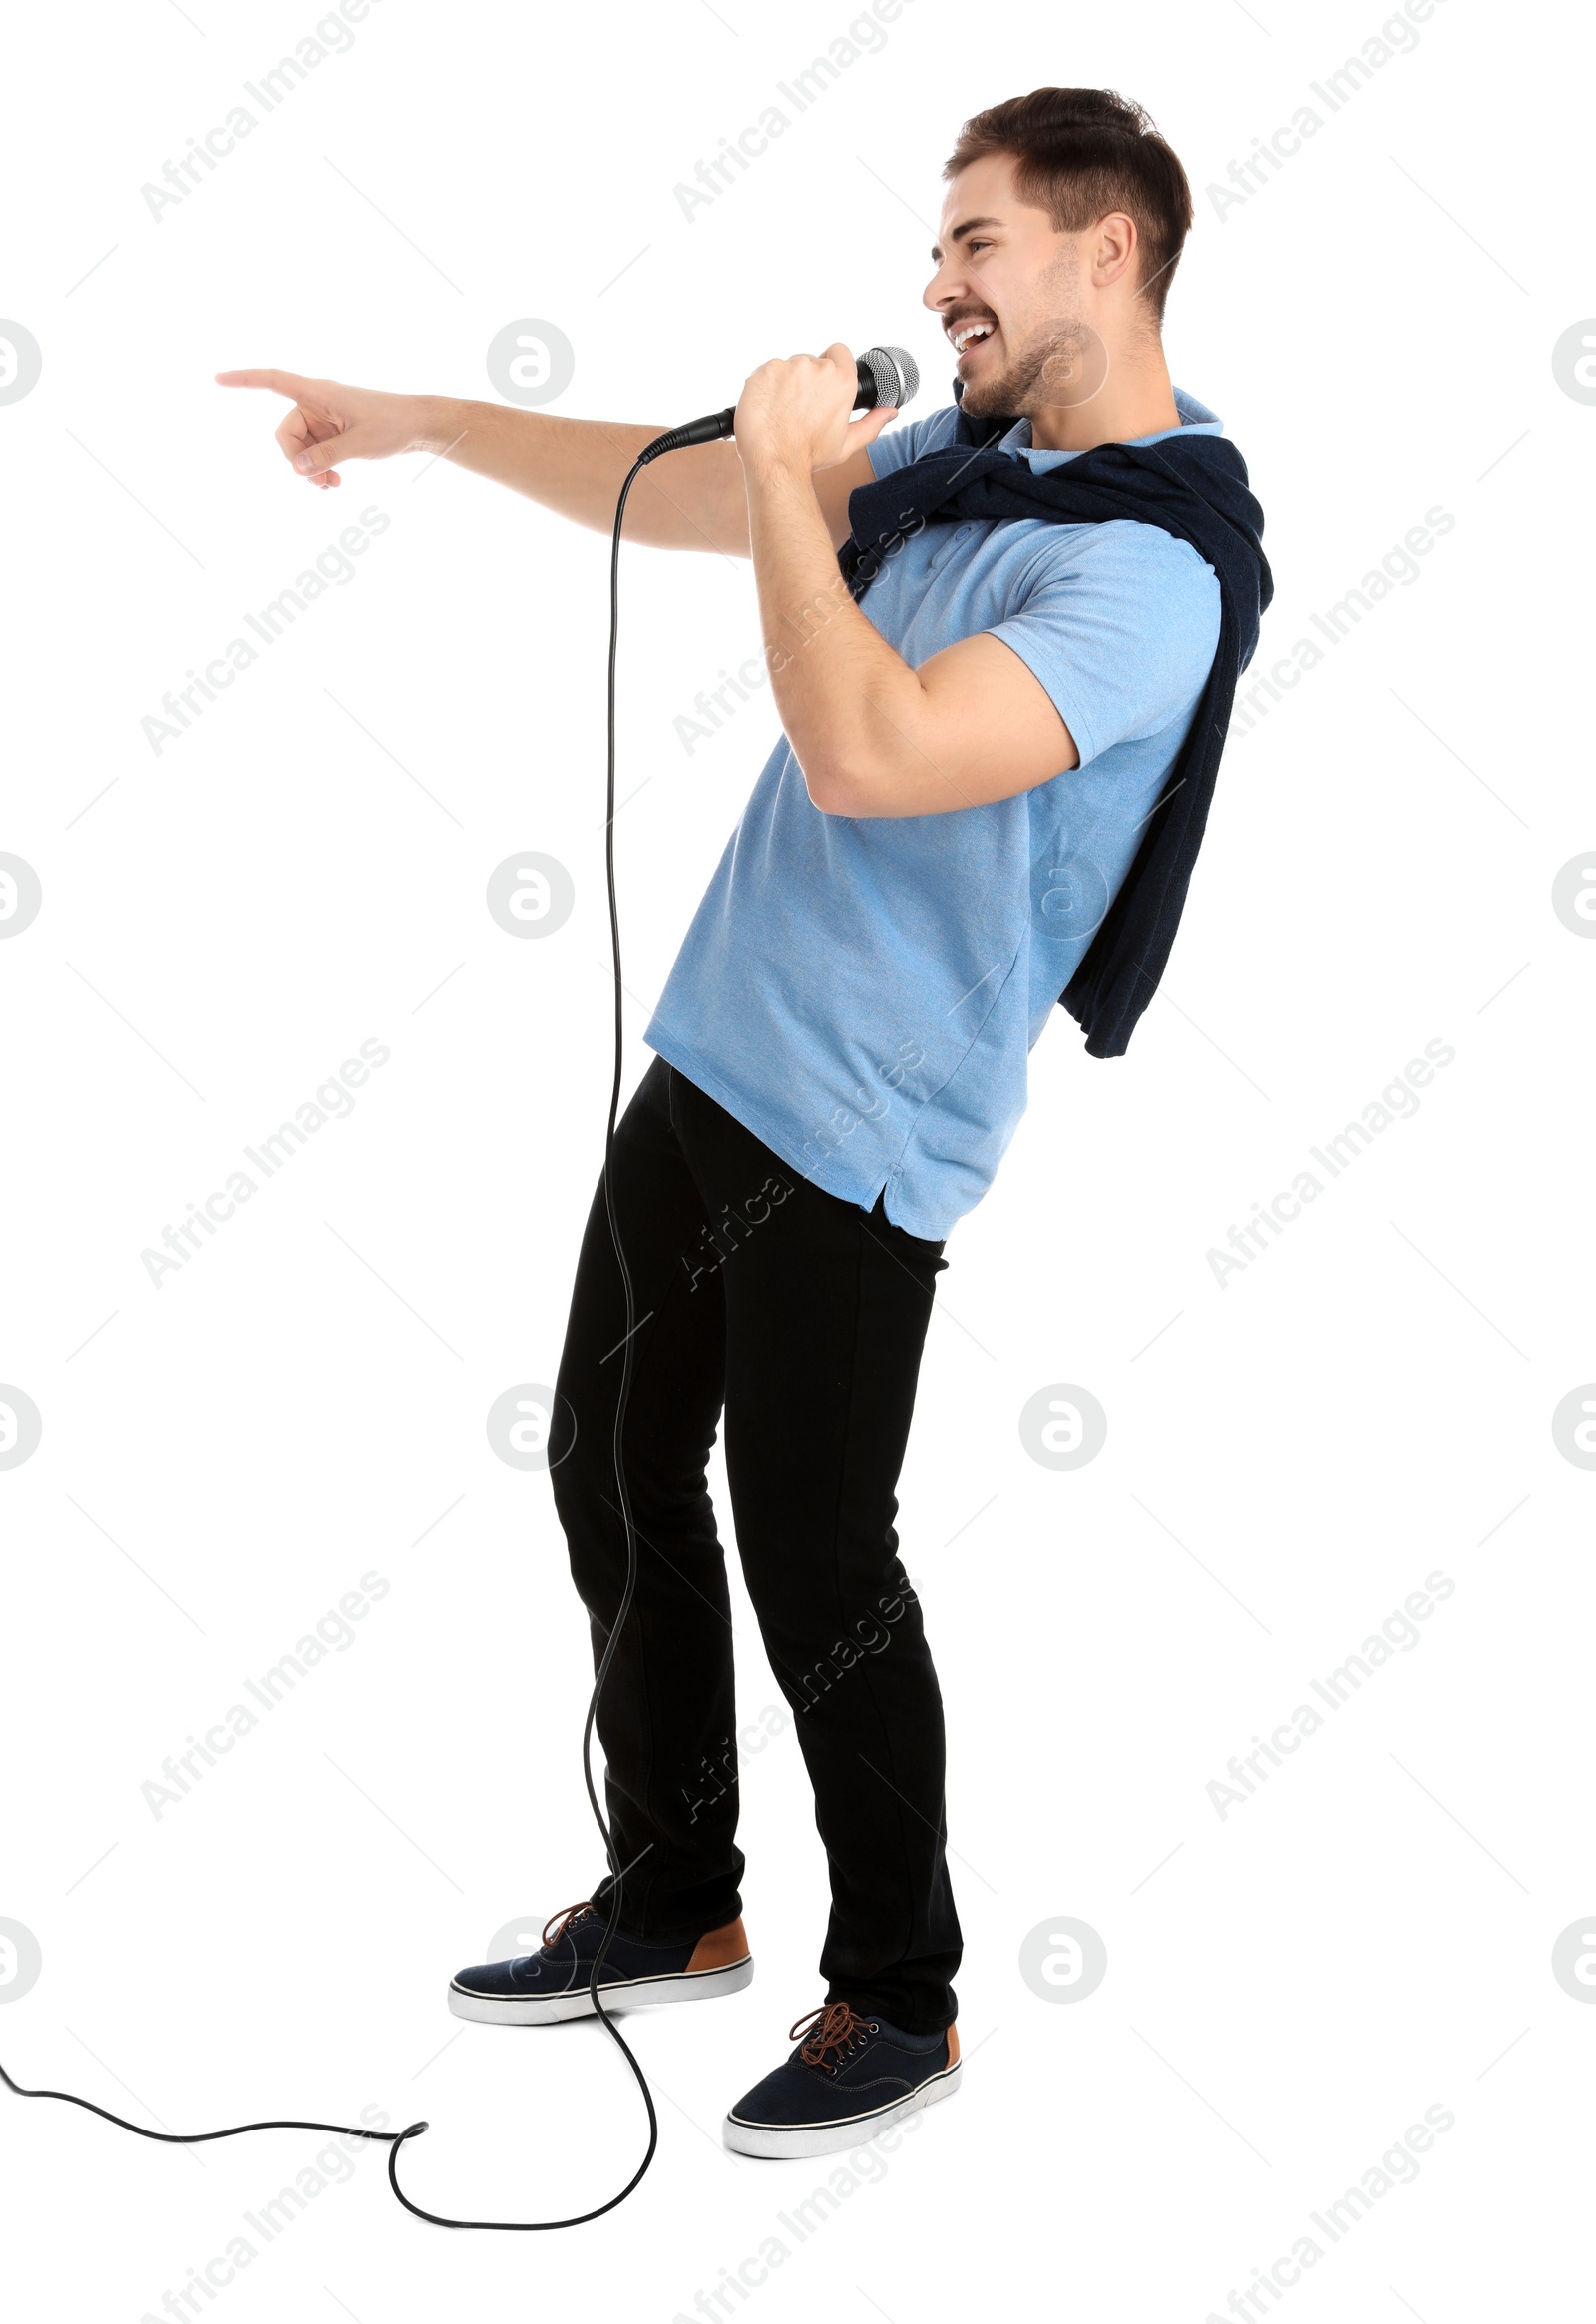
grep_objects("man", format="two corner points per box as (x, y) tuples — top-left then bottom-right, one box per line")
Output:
(221, 86), (1261, 2160)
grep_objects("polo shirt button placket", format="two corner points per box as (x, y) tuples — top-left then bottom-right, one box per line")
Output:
(929, 522), (978, 576)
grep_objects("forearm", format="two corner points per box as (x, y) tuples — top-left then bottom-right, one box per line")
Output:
(423, 397), (752, 555)
(746, 458), (944, 814)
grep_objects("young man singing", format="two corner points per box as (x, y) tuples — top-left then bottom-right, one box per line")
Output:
(221, 85), (1268, 2160)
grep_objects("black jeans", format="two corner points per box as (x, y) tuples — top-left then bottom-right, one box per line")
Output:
(550, 1055), (961, 2034)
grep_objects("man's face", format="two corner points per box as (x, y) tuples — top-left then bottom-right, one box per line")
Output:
(925, 154), (1108, 418)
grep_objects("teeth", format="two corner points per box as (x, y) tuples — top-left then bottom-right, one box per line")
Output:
(951, 321), (994, 352)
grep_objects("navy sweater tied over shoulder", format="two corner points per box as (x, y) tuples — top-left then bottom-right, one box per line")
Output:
(837, 387), (1272, 1059)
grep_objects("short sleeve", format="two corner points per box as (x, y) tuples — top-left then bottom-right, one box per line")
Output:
(985, 522), (1222, 766)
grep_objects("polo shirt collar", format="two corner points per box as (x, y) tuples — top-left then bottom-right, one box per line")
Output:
(998, 388), (1224, 470)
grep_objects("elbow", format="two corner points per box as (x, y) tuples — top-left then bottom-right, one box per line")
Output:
(801, 755), (866, 817)
(805, 776), (849, 817)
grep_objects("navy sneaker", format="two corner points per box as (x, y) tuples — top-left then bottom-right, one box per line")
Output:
(448, 1900), (753, 2026)
(723, 2002), (961, 2156)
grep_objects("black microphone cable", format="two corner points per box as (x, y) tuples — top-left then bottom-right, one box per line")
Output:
(0, 436), (681, 2233)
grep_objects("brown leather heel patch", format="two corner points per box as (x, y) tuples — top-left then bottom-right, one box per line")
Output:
(945, 2023), (960, 2066)
(686, 1915), (750, 1974)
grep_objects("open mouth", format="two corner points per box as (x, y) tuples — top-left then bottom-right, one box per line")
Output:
(948, 318), (998, 361)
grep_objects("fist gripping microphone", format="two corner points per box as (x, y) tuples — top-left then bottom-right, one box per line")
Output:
(639, 344), (920, 462)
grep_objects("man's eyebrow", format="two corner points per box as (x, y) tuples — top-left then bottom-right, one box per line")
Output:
(930, 215), (1004, 264)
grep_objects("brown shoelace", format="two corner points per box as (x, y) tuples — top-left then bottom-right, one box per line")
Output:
(540, 1900), (597, 1947)
(789, 2002), (880, 2074)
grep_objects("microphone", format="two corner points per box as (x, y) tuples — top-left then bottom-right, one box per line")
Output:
(639, 345), (920, 463)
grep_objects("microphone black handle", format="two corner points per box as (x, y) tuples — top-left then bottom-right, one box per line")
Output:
(640, 406), (739, 462)
(638, 348), (914, 466)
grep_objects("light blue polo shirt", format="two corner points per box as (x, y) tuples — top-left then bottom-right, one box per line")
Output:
(642, 391), (1224, 1240)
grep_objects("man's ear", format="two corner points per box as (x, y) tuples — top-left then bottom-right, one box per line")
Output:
(1091, 210), (1139, 290)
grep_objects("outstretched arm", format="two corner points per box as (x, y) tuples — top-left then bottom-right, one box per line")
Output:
(215, 368), (879, 559)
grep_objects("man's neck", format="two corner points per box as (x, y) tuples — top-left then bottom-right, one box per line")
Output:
(1025, 342), (1180, 452)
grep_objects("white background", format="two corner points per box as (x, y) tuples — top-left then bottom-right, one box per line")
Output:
(2, 0), (1593, 2316)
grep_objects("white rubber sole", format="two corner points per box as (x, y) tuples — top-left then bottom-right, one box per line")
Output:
(722, 2058), (961, 2157)
(448, 1953), (754, 2027)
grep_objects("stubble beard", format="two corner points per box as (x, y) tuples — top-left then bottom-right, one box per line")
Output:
(962, 313), (1108, 419)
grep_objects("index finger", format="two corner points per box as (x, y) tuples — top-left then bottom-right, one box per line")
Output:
(214, 369), (311, 398)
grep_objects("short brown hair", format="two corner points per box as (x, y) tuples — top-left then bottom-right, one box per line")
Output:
(944, 88), (1194, 326)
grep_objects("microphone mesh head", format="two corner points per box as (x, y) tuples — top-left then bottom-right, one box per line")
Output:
(860, 345), (920, 410)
